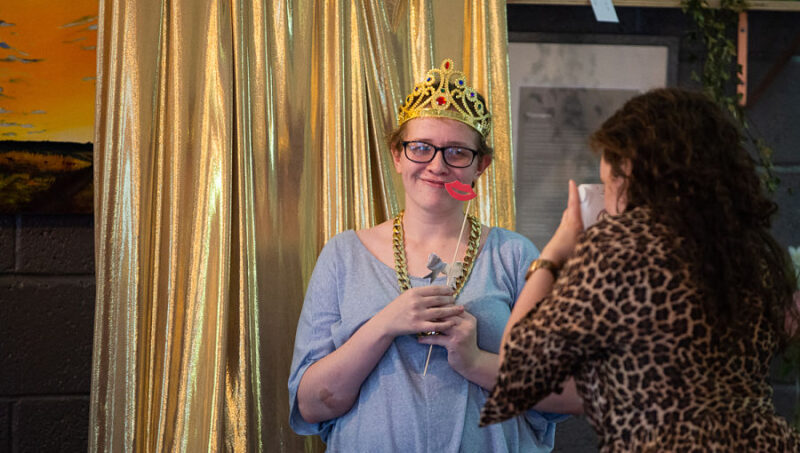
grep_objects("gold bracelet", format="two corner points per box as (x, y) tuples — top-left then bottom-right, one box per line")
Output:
(525, 258), (561, 281)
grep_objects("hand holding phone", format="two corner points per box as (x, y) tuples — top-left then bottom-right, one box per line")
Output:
(578, 184), (605, 230)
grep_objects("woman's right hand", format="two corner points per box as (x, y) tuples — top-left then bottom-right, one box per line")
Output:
(376, 285), (463, 337)
(540, 179), (583, 266)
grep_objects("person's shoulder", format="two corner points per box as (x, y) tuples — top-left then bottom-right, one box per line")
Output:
(582, 206), (667, 258)
(485, 226), (539, 256)
(355, 219), (392, 241)
(489, 226), (532, 243)
(318, 229), (359, 260)
(353, 219), (392, 256)
(307, 230), (358, 286)
(324, 229), (357, 246)
(584, 207), (649, 240)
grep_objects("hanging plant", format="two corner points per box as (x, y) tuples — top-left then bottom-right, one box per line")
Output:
(681, 0), (780, 192)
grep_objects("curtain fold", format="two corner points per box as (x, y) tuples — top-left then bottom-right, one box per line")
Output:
(89, 1), (514, 451)
(465, 0), (515, 228)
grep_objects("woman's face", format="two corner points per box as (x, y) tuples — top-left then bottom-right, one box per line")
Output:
(392, 117), (491, 213)
(600, 154), (629, 215)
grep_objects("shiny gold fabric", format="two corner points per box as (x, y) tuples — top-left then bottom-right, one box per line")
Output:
(89, 0), (514, 451)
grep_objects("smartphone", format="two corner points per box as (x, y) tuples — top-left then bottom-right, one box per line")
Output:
(578, 184), (605, 230)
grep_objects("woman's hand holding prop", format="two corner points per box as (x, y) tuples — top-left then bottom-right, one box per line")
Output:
(418, 310), (482, 378)
(377, 286), (462, 337)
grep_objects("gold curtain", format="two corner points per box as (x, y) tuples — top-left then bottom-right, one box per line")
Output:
(89, 0), (513, 451)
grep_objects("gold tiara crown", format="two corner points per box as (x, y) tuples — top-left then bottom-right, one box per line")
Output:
(397, 58), (491, 138)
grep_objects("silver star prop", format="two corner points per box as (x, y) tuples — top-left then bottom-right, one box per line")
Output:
(424, 253), (464, 289)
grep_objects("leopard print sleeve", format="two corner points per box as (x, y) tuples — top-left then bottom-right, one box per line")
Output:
(480, 212), (642, 425)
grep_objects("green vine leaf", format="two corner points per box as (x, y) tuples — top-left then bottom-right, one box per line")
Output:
(681, 0), (781, 192)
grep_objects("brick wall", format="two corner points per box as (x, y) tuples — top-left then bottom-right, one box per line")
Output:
(0, 215), (94, 452)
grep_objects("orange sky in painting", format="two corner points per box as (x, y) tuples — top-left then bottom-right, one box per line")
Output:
(0, 0), (97, 143)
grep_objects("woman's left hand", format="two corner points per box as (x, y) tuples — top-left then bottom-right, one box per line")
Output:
(419, 310), (479, 372)
(417, 310), (498, 388)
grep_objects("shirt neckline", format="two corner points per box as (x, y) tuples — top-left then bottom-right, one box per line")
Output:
(346, 226), (498, 281)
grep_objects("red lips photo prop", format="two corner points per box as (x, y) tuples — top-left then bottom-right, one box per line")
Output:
(445, 180), (477, 201)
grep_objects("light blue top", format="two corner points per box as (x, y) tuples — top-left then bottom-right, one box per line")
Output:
(288, 227), (565, 452)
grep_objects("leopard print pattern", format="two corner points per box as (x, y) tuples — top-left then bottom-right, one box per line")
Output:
(480, 207), (800, 451)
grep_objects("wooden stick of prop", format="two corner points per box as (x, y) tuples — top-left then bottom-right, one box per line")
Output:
(423, 180), (477, 376)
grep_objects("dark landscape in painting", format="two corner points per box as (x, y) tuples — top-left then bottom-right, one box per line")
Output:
(0, 140), (93, 213)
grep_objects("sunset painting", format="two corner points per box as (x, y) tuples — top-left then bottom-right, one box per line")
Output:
(0, 0), (97, 213)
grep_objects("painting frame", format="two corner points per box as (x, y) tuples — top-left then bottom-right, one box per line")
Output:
(508, 32), (678, 247)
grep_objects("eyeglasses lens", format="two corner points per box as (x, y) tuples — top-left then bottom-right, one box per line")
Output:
(404, 141), (475, 168)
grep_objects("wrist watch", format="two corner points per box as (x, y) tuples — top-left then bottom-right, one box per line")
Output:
(525, 258), (561, 281)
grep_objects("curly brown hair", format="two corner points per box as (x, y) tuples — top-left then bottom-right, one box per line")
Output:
(589, 88), (797, 345)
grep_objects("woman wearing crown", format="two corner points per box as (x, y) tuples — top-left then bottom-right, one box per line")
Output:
(288, 59), (576, 451)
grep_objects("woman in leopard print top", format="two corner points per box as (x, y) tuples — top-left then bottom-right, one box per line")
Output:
(480, 88), (800, 451)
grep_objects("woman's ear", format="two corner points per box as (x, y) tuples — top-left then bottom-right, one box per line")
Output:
(475, 153), (493, 177)
(392, 145), (403, 172)
(620, 158), (632, 177)
(615, 159), (632, 214)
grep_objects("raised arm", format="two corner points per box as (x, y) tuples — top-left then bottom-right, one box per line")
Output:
(502, 180), (583, 357)
(499, 180), (585, 415)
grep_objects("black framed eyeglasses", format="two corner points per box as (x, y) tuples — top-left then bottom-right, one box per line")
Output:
(401, 141), (479, 168)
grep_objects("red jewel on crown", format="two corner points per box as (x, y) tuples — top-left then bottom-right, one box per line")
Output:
(445, 61), (450, 69)
(436, 96), (446, 105)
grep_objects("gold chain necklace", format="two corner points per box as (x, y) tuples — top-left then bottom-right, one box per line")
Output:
(392, 210), (481, 297)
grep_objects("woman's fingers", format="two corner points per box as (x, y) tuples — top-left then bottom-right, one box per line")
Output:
(408, 286), (457, 308)
(567, 179), (580, 211)
(422, 319), (457, 333)
(426, 305), (464, 320)
(566, 180), (582, 228)
(560, 180), (581, 230)
(424, 312), (468, 335)
(418, 311), (475, 348)
(413, 285), (454, 297)
(417, 295), (458, 309)
(542, 180), (584, 264)
(417, 333), (445, 346)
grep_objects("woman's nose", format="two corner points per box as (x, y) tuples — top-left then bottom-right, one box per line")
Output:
(426, 150), (449, 172)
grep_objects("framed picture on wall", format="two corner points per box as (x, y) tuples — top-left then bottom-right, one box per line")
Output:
(0, 1), (98, 214)
(509, 33), (678, 247)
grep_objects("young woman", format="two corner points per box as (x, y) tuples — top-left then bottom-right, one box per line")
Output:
(288, 59), (572, 452)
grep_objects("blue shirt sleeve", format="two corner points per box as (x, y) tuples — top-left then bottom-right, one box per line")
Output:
(287, 236), (343, 439)
(513, 235), (538, 307)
